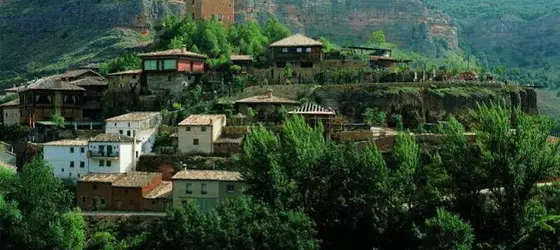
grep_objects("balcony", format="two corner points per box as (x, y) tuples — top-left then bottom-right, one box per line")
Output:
(87, 151), (120, 159)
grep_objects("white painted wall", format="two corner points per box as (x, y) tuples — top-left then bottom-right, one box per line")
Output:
(87, 142), (135, 173)
(43, 145), (89, 181)
(178, 117), (226, 154)
(105, 114), (161, 153)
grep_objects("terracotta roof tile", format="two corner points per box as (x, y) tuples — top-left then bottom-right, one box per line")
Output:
(269, 34), (322, 47)
(113, 172), (161, 188)
(140, 49), (208, 59)
(172, 170), (243, 181)
(59, 69), (102, 79)
(0, 98), (19, 107)
(18, 77), (85, 92)
(236, 93), (300, 104)
(70, 77), (107, 86)
(89, 133), (135, 143)
(107, 69), (143, 76)
(44, 139), (89, 146)
(289, 103), (336, 115)
(105, 112), (160, 122)
(79, 173), (125, 183)
(230, 55), (254, 61)
(178, 114), (226, 126)
(143, 181), (172, 199)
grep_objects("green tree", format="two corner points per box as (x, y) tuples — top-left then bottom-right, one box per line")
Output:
(99, 52), (141, 75)
(362, 107), (386, 126)
(283, 62), (293, 83)
(392, 113), (404, 131)
(0, 158), (86, 250)
(418, 208), (475, 250)
(370, 30), (387, 45)
(263, 18), (292, 43)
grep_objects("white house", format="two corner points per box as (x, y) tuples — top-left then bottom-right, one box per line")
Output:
(44, 133), (140, 182)
(105, 112), (161, 153)
(43, 139), (90, 180)
(177, 114), (226, 154)
(87, 133), (139, 175)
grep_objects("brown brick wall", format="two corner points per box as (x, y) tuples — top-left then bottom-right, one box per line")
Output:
(77, 182), (113, 211)
(112, 187), (144, 211)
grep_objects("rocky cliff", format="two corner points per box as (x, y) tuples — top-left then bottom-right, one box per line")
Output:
(235, 0), (458, 55)
(313, 83), (538, 127)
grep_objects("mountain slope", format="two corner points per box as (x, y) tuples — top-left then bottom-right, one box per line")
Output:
(0, 0), (185, 84)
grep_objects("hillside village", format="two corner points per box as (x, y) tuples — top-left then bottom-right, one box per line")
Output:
(2, 1), (560, 249)
(0, 0), (546, 214)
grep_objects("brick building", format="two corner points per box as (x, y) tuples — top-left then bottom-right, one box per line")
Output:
(186, 0), (235, 26)
(77, 172), (172, 212)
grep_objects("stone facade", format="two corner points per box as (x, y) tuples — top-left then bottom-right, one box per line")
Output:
(186, 0), (235, 26)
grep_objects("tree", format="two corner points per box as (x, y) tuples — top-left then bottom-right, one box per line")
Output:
(283, 62), (293, 83)
(362, 107), (386, 126)
(263, 18), (292, 43)
(370, 30), (387, 45)
(0, 158), (86, 250)
(418, 208), (475, 250)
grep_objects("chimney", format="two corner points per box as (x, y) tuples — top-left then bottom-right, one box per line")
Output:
(267, 89), (273, 98)
(182, 44), (187, 53)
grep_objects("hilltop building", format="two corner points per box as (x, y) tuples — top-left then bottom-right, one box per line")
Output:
(235, 90), (300, 122)
(139, 48), (208, 92)
(0, 99), (20, 126)
(289, 102), (337, 128)
(269, 34), (323, 80)
(172, 170), (244, 212)
(186, 0), (235, 26)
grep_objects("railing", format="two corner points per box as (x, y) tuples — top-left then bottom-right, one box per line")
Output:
(88, 151), (120, 158)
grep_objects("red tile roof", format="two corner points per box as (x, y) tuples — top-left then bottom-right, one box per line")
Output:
(270, 34), (322, 47)
(172, 170), (243, 181)
(140, 49), (208, 59)
(178, 114), (226, 126)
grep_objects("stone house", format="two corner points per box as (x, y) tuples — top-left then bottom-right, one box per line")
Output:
(0, 98), (20, 126)
(139, 48), (208, 93)
(106, 69), (142, 90)
(177, 114), (226, 154)
(171, 170), (245, 212)
(269, 34), (323, 80)
(105, 112), (161, 154)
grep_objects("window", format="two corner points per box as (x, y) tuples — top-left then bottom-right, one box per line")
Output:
(306, 47), (312, 53)
(70, 147), (74, 153)
(191, 13), (195, 19)
(282, 48), (288, 53)
(227, 184), (235, 193)
(106, 161), (112, 167)
(186, 126), (191, 131)
(78, 174), (81, 178)
(301, 62), (314, 68)
(297, 48), (303, 53)
(186, 183), (193, 194)
(182, 200), (187, 206)
(193, 139), (199, 145)
(151, 200), (156, 206)
(114, 123), (117, 127)
(128, 123), (131, 127)
(119, 130), (123, 135)
(216, 14), (223, 21)
(99, 161), (105, 167)
(69, 172), (72, 177)
(144, 60), (158, 70)
(80, 147), (85, 153)
(80, 161), (85, 168)
(61, 168), (65, 173)
(201, 184), (208, 194)
(127, 130), (131, 137)
(136, 151), (139, 158)
(201, 126), (207, 132)
(168, 75), (172, 81)
(81, 196), (86, 203)
(70, 161), (75, 168)
(192, 0), (195, 5)
(101, 199), (106, 206)
(93, 184), (98, 189)
(163, 59), (177, 70)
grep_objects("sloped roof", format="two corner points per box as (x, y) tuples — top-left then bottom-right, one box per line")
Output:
(214, 137), (244, 144)
(0, 98), (19, 107)
(236, 93), (300, 104)
(107, 69), (143, 76)
(269, 34), (323, 47)
(79, 173), (125, 183)
(105, 112), (160, 122)
(140, 49), (208, 59)
(70, 77), (107, 87)
(113, 172), (161, 188)
(19, 77), (86, 92)
(143, 181), (172, 199)
(89, 133), (135, 143)
(59, 69), (102, 79)
(172, 170), (243, 181)
(230, 55), (254, 61)
(44, 139), (89, 146)
(178, 114), (226, 126)
(79, 63), (102, 70)
(289, 103), (336, 115)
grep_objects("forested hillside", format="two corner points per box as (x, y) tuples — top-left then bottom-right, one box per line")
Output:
(423, 0), (560, 87)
